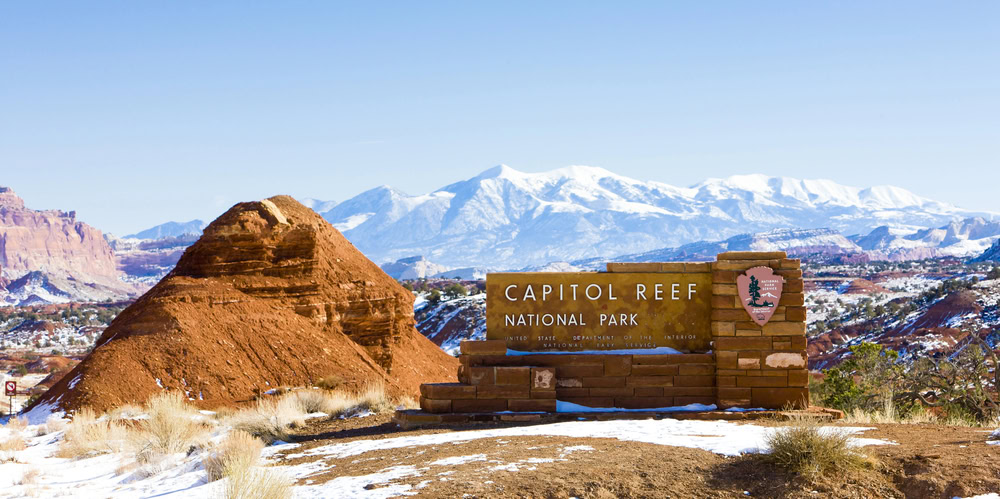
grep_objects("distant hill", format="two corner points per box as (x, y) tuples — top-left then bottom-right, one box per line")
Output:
(125, 219), (206, 240)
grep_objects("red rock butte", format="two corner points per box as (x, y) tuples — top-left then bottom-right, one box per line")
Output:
(32, 195), (457, 414)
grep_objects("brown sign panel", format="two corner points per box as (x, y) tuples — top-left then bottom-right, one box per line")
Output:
(4, 381), (15, 396)
(737, 266), (783, 326)
(486, 272), (712, 352)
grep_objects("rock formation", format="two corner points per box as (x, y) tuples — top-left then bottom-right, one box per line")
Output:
(32, 195), (458, 413)
(0, 186), (136, 304)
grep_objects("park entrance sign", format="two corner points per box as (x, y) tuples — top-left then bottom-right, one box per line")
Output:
(486, 272), (712, 352)
(404, 251), (810, 426)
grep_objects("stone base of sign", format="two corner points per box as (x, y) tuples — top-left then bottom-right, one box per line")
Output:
(393, 406), (843, 429)
(415, 251), (809, 417)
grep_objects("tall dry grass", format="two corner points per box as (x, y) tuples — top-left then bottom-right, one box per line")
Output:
(222, 467), (293, 499)
(763, 419), (875, 478)
(203, 430), (264, 482)
(228, 396), (305, 444)
(131, 391), (209, 455)
(56, 408), (130, 458)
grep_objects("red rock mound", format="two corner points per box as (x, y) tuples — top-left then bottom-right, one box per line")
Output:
(843, 278), (890, 295)
(32, 196), (457, 413)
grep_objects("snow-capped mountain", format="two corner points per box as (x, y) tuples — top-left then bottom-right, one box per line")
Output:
(125, 219), (205, 239)
(318, 165), (991, 268)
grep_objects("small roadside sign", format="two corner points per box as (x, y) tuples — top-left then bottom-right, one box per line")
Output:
(3, 381), (14, 396)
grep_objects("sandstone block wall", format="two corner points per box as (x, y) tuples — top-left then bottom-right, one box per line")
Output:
(418, 251), (808, 413)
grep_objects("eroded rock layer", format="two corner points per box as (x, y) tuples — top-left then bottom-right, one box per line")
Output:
(34, 196), (457, 413)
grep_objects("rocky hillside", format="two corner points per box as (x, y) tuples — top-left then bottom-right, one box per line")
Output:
(316, 166), (993, 268)
(0, 187), (138, 305)
(30, 196), (457, 414)
(973, 238), (1000, 263)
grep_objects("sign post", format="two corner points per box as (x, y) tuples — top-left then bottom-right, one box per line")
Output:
(4, 381), (15, 417)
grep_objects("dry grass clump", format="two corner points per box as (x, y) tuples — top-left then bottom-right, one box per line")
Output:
(314, 375), (344, 391)
(763, 419), (874, 479)
(203, 430), (264, 482)
(36, 415), (68, 436)
(107, 403), (146, 421)
(56, 408), (130, 458)
(6, 416), (28, 431)
(131, 391), (208, 455)
(228, 396), (305, 444)
(17, 468), (40, 485)
(222, 467), (293, 499)
(350, 382), (395, 415)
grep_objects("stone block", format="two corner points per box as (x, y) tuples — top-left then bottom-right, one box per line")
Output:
(763, 322), (806, 336)
(716, 369), (746, 376)
(764, 352), (806, 369)
(632, 354), (713, 365)
(717, 376), (736, 386)
(555, 365), (604, 377)
(714, 260), (776, 271)
(775, 269), (803, 279)
(711, 321), (735, 336)
(736, 376), (788, 388)
(778, 293), (805, 307)
(630, 364), (678, 376)
(468, 367), (495, 385)
(496, 366), (530, 385)
(737, 357), (761, 369)
(717, 251), (787, 260)
(785, 279), (803, 293)
(684, 262), (712, 272)
(555, 387), (590, 398)
(779, 258), (801, 269)
(713, 284), (738, 295)
(604, 356), (632, 376)
(452, 399), (508, 413)
(712, 295), (739, 309)
(662, 387), (715, 397)
(772, 341), (791, 350)
(713, 270), (737, 283)
(508, 399), (557, 412)
(420, 383), (477, 400)
(626, 376), (674, 387)
(420, 397), (453, 413)
(659, 262), (686, 272)
(716, 351), (738, 369)
(751, 387), (808, 409)
(531, 367), (556, 390)
(717, 387), (752, 399)
(678, 364), (715, 375)
(787, 370), (809, 387)
(633, 387), (664, 397)
(614, 397), (674, 409)
(715, 337), (772, 351)
(784, 307), (807, 322)
(582, 376), (627, 388)
(718, 398), (752, 409)
(477, 385), (529, 399)
(790, 336), (807, 349)
(673, 375), (715, 387)
(531, 389), (557, 399)
(736, 329), (762, 337)
(556, 378), (583, 388)
(460, 340), (507, 355)
(457, 365), (469, 384)
(590, 387), (635, 397)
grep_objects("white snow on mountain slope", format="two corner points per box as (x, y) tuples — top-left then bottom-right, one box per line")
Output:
(317, 166), (993, 269)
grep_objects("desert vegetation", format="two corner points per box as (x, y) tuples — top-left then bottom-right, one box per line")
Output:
(815, 341), (1000, 425)
(763, 418), (875, 479)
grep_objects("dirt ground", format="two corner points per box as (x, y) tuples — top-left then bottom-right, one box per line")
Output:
(273, 414), (1000, 499)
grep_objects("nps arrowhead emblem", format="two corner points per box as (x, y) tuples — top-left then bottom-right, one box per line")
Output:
(737, 266), (783, 326)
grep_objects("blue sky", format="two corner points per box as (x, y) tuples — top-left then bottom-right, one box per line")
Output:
(1, 2), (997, 235)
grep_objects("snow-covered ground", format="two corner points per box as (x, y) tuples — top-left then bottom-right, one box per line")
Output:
(0, 414), (894, 498)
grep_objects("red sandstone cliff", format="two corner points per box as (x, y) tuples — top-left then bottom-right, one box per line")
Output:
(0, 186), (136, 303)
(32, 195), (458, 413)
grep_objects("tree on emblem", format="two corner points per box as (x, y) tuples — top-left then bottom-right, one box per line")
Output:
(747, 275), (773, 307)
